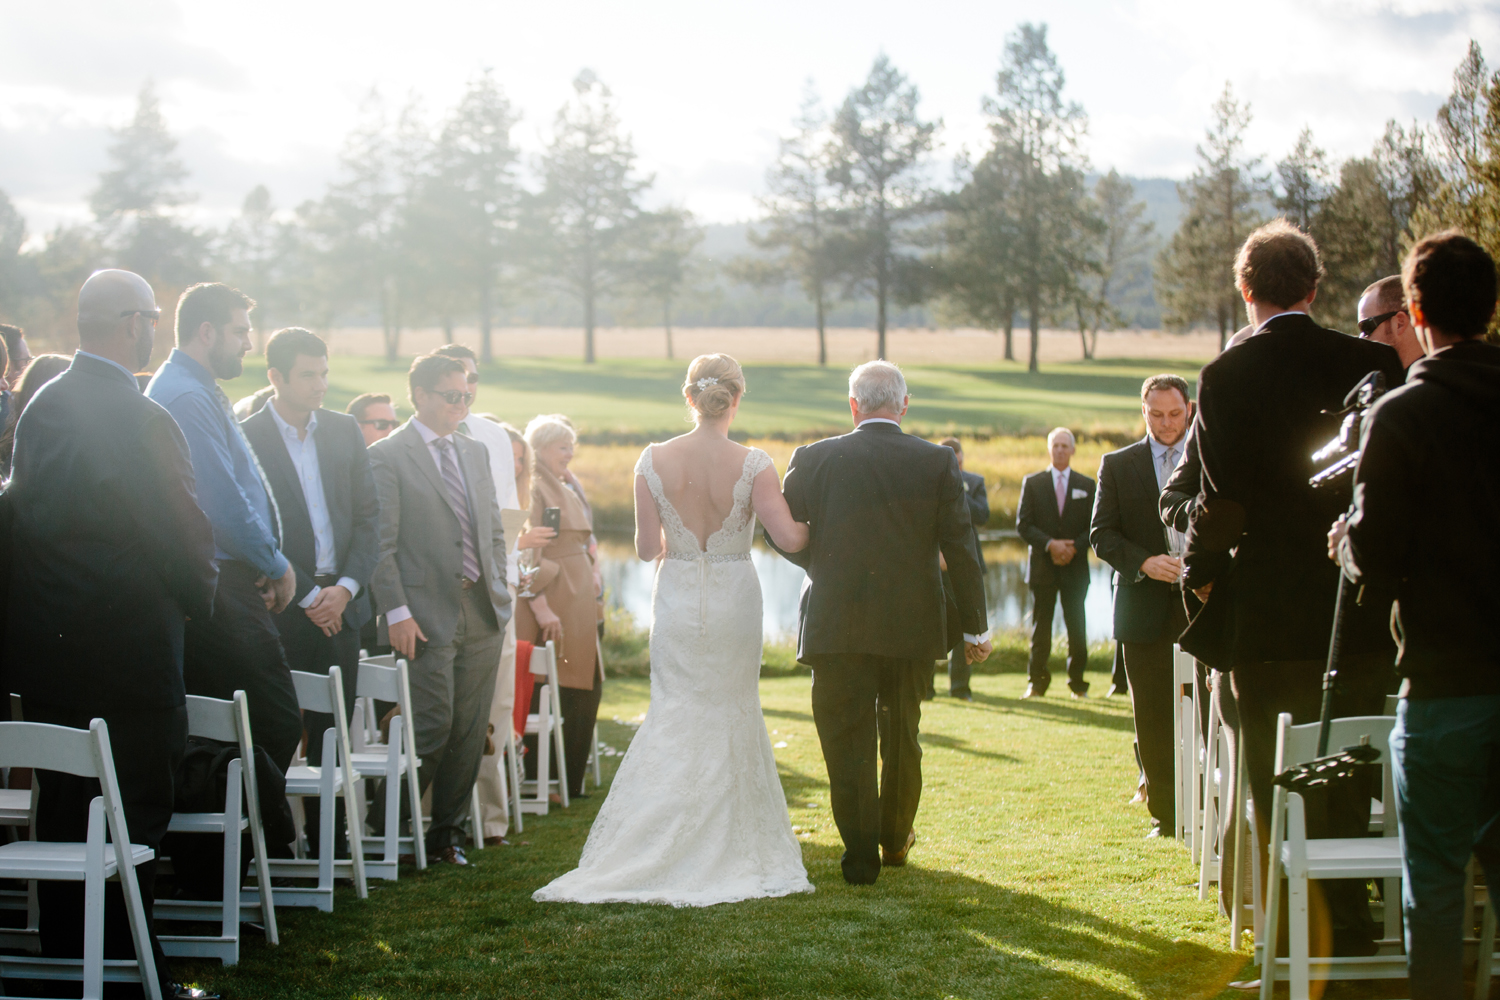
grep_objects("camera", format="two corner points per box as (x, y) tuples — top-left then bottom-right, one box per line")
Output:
(1310, 371), (1389, 490)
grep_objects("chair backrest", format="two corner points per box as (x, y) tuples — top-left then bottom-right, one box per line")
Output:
(291, 669), (337, 715)
(1274, 713), (1397, 835)
(356, 660), (402, 702)
(185, 694), (240, 744)
(0, 721), (104, 777)
(531, 641), (559, 687)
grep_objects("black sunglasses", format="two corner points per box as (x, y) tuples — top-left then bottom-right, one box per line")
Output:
(426, 389), (475, 406)
(360, 419), (399, 431)
(1357, 310), (1402, 337)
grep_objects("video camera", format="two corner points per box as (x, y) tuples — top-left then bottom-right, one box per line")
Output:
(1309, 371), (1390, 490)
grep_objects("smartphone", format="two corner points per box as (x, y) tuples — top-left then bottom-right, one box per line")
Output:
(542, 507), (562, 533)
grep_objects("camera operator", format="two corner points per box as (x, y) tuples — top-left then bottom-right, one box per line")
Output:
(1184, 219), (1404, 958)
(1328, 231), (1500, 1000)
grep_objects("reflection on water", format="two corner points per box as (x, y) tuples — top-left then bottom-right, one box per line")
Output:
(598, 537), (1116, 644)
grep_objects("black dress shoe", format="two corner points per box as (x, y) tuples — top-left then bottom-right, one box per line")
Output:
(1022, 683), (1046, 699)
(168, 983), (224, 999)
(434, 845), (469, 866)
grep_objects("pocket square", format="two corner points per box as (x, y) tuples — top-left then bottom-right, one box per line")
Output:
(1071, 488), (1088, 499)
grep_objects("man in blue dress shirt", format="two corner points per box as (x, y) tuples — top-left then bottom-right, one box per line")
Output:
(147, 282), (303, 777)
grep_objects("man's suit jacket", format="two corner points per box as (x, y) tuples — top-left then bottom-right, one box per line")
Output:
(368, 420), (511, 646)
(1184, 312), (1403, 666)
(776, 421), (987, 664)
(1016, 467), (1094, 590)
(242, 406), (381, 629)
(1091, 439), (1177, 644)
(7, 353), (218, 714)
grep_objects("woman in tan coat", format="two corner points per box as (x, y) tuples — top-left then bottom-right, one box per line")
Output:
(515, 414), (601, 798)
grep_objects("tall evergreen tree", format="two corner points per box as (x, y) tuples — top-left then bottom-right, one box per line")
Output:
(828, 55), (938, 361)
(1275, 126), (1332, 231)
(1073, 170), (1151, 359)
(933, 147), (1021, 359)
(628, 207), (704, 360)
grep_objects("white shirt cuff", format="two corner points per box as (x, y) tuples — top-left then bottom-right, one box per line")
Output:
(386, 605), (413, 626)
(298, 585), (321, 610)
(336, 576), (360, 599)
(963, 630), (991, 645)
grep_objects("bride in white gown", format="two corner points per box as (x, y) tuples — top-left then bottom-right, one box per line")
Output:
(533, 354), (815, 906)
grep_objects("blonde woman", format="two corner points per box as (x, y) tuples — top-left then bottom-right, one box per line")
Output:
(535, 353), (814, 906)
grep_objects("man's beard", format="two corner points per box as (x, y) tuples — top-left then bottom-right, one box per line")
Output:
(209, 336), (243, 380)
(134, 328), (155, 370)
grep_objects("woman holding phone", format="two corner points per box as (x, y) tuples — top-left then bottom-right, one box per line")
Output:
(515, 413), (601, 799)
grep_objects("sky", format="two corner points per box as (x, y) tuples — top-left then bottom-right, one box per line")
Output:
(1, 0), (1497, 238)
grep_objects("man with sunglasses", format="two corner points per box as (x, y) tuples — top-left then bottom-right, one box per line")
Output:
(369, 353), (511, 865)
(1358, 275), (1424, 371)
(349, 392), (399, 447)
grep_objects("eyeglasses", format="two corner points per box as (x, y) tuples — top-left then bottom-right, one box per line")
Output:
(426, 389), (475, 406)
(120, 309), (162, 326)
(359, 419), (399, 431)
(1357, 310), (1402, 337)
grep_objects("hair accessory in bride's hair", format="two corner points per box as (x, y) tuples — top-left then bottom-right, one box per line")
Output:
(695, 377), (719, 390)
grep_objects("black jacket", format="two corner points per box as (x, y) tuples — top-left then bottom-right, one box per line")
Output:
(241, 406), (381, 629)
(776, 421), (988, 663)
(7, 354), (218, 713)
(1342, 339), (1500, 696)
(1016, 467), (1094, 589)
(1092, 439), (1178, 644)
(1184, 313), (1403, 666)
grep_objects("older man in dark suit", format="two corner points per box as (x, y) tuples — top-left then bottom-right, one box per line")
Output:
(1091, 375), (1191, 837)
(8, 269), (220, 1000)
(1016, 428), (1095, 699)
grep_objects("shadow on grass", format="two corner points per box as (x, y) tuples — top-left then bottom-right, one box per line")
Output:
(919, 731), (1022, 763)
(967, 691), (1138, 733)
(762, 706), (816, 724)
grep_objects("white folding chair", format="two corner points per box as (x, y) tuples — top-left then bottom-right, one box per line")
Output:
(350, 657), (426, 876)
(0, 694), (39, 955)
(585, 724), (602, 791)
(1259, 714), (1406, 1000)
(1197, 683), (1227, 899)
(0, 719), (161, 1000)
(155, 691), (278, 964)
(500, 731), (525, 834)
(271, 667), (368, 910)
(520, 641), (569, 815)
(1172, 646), (1199, 845)
(1476, 890), (1497, 1000)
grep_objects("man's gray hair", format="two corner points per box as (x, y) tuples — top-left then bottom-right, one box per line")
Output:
(849, 360), (908, 414)
(1046, 427), (1075, 448)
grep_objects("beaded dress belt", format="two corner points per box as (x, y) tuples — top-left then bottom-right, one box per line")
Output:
(664, 551), (751, 635)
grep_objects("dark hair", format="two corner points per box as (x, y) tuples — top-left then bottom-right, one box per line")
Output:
(939, 436), (962, 453)
(1362, 275), (1406, 315)
(1141, 374), (1190, 404)
(1233, 219), (1325, 309)
(0, 353), (71, 469)
(175, 283), (255, 347)
(347, 392), (393, 421)
(1402, 230), (1497, 340)
(0, 325), (22, 366)
(265, 327), (327, 377)
(0, 330), (10, 379)
(433, 343), (477, 363)
(407, 353), (467, 404)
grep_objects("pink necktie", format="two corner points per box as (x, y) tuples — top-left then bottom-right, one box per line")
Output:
(1055, 472), (1067, 516)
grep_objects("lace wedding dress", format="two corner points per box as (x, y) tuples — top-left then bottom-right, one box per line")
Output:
(532, 445), (813, 906)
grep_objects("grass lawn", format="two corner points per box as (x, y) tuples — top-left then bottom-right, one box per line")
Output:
(222, 355), (1205, 442)
(174, 669), (1271, 1000)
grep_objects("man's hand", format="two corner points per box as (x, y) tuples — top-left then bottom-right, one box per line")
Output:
(530, 594), (564, 644)
(965, 639), (993, 664)
(1327, 515), (1349, 563)
(1193, 582), (1214, 602)
(1046, 539), (1075, 566)
(1141, 554), (1184, 584)
(389, 617), (427, 660)
(266, 566), (296, 615)
(307, 585), (352, 636)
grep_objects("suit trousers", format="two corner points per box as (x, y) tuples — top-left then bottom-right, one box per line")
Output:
(1122, 596), (1189, 831)
(30, 702), (186, 995)
(277, 606), (362, 856)
(477, 596), (517, 839)
(183, 561), (303, 776)
(810, 655), (926, 885)
(1232, 656), (1392, 954)
(1028, 576), (1089, 693)
(409, 584), (501, 852)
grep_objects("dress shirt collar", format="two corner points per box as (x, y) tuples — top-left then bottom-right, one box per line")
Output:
(1050, 465), (1070, 485)
(855, 417), (902, 432)
(1253, 309), (1308, 334)
(267, 400), (318, 442)
(411, 416), (457, 446)
(1146, 433), (1182, 464)
(75, 351), (141, 391)
(165, 348), (217, 389)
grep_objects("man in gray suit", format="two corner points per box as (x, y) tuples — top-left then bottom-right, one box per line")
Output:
(369, 353), (512, 866)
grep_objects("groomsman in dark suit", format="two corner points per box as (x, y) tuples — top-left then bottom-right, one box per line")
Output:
(242, 328), (381, 851)
(1016, 428), (1095, 698)
(1091, 375), (1191, 836)
(938, 438), (988, 700)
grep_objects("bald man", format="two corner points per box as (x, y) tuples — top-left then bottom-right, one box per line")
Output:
(1358, 274), (1424, 370)
(7, 270), (220, 999)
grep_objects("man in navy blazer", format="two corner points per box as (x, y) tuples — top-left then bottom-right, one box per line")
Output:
(1016, 428), (1095, 698)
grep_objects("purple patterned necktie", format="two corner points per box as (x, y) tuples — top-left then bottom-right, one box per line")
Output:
(436, 438), (482, 583)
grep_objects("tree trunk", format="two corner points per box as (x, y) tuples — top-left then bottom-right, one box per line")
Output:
(664, 299), (673, 360)
(1218, 307), (1230, 353)
(442, 315), (454, 340)
(1027, 296), (1041, 374)
(1075, 301), (1091, 360)
(876, 277), (888, 361)
(584, 293), (596, 364)
(381, 276), (399, 364)
(1002, 296), (1015, 361)
(479, 281), (493, 364)
(814, 284), (827, 366)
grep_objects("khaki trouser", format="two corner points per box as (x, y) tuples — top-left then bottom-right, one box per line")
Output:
(476, 585), (518, 839)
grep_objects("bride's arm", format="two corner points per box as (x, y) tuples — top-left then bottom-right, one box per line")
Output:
(751, 466), (809, 553)
(635, 474), (665, 561)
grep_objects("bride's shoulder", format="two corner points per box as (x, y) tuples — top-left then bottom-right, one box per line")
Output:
(633, 442), (659, 477)
(743, 444), (775, 477)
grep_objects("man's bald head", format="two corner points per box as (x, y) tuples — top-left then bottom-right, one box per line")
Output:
(77, 270), (156, 345)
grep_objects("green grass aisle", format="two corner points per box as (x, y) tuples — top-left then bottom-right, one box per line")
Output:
(179, 670), (1260, 999)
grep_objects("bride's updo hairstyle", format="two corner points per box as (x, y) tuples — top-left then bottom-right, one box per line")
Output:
(682, 354), (745, 421)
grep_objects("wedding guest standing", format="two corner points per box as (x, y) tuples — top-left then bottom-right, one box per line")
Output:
(349, 392), (399, 447)
(1016, 428), (1094, 699)
(0, 354), (71, 479)
(938, 437), (988, 700)
(515, 414), (602, 800)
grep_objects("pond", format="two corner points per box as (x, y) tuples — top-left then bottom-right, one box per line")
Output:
(597, 536), (1118, 644)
